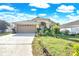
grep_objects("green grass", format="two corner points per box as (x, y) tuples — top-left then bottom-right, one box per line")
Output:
(0, 32), (11, 36)
(59, 35), (79, 43)
(32, 36), (79, 56)
(32, 36), (45, 56)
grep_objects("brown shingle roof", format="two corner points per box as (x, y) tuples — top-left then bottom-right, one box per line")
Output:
(32, 17), (55, 24)
(13, 20), (39, 25)
(13, 17), (55, 25)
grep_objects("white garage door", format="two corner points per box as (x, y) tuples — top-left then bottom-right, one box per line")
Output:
(17, 25), (36, 33)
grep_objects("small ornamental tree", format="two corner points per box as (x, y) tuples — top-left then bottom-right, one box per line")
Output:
(51, 23), (60, 37)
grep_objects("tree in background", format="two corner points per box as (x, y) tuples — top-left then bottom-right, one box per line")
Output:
(0, 20), (10, 32)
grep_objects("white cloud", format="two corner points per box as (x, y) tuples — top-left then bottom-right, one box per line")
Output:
(50, 17), (58, 22)
(56, 5), (75, 13)
(0, 5), (15, 11)
(52, 14), (59, 18)
(0, 0), (78, 9)
(49, 15), (64, 24)
(0, 0), (79, 3)
(49, 14), (59, 21)
(31, 8), (37, 11)
(38, 14), (47, 16)
(29, 3), (50, 8)
(66, 14), (79, 22)
(0, 12), (36, 22)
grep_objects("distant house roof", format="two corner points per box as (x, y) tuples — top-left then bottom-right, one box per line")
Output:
(32, 17), (50, 21)
(61, 20), (79, 28)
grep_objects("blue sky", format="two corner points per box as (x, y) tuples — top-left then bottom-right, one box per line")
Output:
(0, 3), (79, 24)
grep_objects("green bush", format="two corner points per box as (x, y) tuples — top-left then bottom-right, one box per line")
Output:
(64, 30), (69, 35)
(72, 44), (79, 56)
(37, 23), (60, 37)
(50, 23), (60, 37)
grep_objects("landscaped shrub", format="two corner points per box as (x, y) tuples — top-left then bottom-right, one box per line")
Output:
(64, 30), (69, 35)
(70, 34), (76, 36)
(36, 28), (46, 36)
(46, 28), (53, 36)
(37, 27), (52, 36)
(37, 23), (61, 37)
(37, 28), (41, 33)
(72, 44), (79, 56)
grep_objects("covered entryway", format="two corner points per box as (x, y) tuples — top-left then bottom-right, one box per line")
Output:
(16, 24), (37, 33)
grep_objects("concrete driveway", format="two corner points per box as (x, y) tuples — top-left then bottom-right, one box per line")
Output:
(0, 33), (35, 56)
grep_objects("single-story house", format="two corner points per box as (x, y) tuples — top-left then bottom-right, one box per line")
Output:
(60, 20), (79, 34)
(12, 17), (54, 33)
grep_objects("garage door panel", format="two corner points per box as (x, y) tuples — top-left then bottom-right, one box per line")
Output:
(17, 25), (36, 33)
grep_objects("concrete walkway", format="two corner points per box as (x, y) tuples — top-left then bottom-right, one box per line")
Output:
(0, 33), (35, 56)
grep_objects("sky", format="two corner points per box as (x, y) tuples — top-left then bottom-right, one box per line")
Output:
(0, 3), (79, 24)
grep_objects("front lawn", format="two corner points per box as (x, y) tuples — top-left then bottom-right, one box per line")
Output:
(59, 35), (79, 43)
(0, 32), (11, 36)
(32, 36), (79, 56)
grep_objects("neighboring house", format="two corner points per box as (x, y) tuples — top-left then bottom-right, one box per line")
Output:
(60, 20), (79, 34)
(12, 17), (55, 33)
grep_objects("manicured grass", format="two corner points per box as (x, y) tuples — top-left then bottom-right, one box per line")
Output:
(0, 32), (11, 36)
(32, 36), (79, 56)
